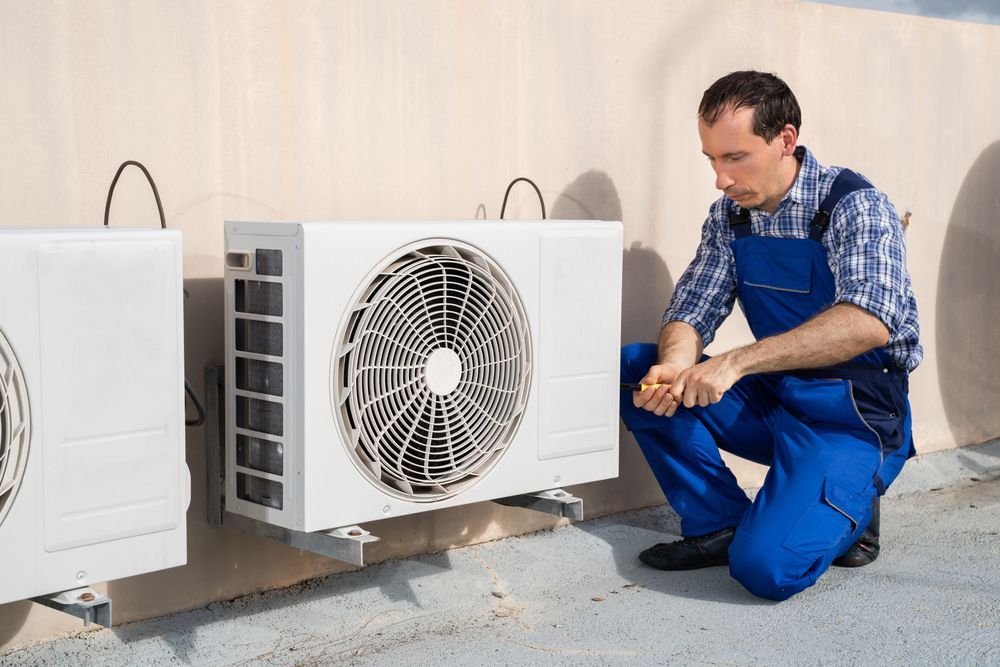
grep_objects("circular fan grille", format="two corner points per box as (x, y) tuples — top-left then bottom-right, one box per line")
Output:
(334, 240), (532, 501)
(0, 329), (30, 527)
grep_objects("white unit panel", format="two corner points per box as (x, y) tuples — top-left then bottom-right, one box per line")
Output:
(537, 229), (623, 460)
(37, 240), (184, 551)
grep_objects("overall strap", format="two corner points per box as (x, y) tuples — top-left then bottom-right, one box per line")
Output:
(728, 203), (752, 239)
(809, 169), (873, 241)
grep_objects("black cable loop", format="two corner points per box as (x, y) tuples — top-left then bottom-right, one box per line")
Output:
(102, 160), (204, 427)
(185, 379), (206, 427)
(103, 160), (166, 229)
(499, 177), (546, 220)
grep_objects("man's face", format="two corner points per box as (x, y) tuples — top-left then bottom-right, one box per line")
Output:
(698, 106), (797, 214)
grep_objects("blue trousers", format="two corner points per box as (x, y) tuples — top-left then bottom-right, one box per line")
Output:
(621, 344), (911, 601)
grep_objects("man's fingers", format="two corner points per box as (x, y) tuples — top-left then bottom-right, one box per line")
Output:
(698, 389), (710, 408)
(653, 394), (677, 417)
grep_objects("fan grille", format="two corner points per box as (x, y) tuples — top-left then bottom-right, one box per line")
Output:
(334, 240), (531, 501)
(0, 328), (30, 527)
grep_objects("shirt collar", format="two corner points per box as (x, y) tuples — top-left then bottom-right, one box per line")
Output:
(783, 145), (821, 210)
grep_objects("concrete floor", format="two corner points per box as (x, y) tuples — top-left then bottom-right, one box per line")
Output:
(3, 441), (999, 666)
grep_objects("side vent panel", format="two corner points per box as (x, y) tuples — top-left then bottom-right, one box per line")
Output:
(231, 247), (287, 513)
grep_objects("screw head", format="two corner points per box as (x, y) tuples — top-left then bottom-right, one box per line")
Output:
(348, 529), (362, 537)
(382, 505), (391, 514)
(76, 571), (86, 581)
(553, 476), (561, 484)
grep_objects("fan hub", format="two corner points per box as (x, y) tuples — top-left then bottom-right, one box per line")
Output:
(424, 348), (462, 396)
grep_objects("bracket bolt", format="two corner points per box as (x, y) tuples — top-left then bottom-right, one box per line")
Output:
(78, 592), (95, 602)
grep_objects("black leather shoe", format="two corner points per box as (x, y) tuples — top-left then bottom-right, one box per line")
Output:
(833, 497), (880, 568)
(639, 527), (736, 570)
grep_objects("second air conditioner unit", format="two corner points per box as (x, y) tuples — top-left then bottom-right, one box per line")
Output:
(0, 228), (189, 606)
(224, 220), (622, 532)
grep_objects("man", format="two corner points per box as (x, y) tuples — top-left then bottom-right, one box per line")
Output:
(620, 71), (921, 601)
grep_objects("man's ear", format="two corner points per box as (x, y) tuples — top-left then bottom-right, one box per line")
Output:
(778, 124), (798, 156)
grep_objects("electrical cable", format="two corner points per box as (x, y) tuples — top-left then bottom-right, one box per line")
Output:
(104, 160), (166, 229)
(499, 177), (546, 220)
(103, 160), (206, 427)
(184, 379), (206, 427)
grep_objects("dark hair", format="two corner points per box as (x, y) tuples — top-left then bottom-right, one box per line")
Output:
(698, 71), (801, 140)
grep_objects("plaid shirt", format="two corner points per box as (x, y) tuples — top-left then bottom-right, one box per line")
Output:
(664, 146), (922, 372)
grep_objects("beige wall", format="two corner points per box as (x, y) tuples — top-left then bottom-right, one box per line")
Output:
(1, 0), (997, 648)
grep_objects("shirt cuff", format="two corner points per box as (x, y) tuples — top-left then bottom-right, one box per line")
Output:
(836, 283), (903, 337)
(661, 310), (714, 347)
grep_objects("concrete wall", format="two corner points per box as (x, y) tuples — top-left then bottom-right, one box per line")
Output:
(1, 0), (997, 649)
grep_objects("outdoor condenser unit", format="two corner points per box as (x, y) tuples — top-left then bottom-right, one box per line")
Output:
(0, 228), (189, 606)
(224, 220), (622, 532)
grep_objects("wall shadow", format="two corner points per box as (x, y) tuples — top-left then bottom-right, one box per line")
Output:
(621, 241), (674, 345)
(549, 170), (674, 345)
(0, 601), (32, 649)
(549, 169), (622, 221)
(935, 141), (1000, 446)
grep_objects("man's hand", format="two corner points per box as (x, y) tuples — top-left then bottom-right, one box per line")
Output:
(633, 362), (685, 417)
(670, 353), (743, 408)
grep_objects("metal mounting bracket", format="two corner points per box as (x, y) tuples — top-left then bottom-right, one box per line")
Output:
(204, 365), (380, 567)
(31, 587), (112, 627)
(494, 488), (584, 521)
(223, 513), (378, 566)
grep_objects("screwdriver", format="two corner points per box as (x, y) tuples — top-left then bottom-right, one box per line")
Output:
(620, 382), (671, 392)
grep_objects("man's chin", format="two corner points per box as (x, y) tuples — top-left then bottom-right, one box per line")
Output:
(727, 193), (757, 207)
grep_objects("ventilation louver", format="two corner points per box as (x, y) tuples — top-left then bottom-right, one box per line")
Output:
(0, 329), (30, 528)
(334, 241), (532, 501)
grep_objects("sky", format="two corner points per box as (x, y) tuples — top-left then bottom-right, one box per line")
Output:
(807, 0), (1000, 25)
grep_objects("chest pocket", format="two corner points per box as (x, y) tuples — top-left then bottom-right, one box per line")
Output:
(741, 253), (813, 294)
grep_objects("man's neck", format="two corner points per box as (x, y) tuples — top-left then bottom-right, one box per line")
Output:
(760, 151), (803, 214)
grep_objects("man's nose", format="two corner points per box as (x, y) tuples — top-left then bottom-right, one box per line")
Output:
(715, 168), (735, 192)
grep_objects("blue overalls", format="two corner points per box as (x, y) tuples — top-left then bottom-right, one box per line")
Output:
(620, 170), (914, 601)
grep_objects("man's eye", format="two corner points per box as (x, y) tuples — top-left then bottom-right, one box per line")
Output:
(729, 155), (745, 162)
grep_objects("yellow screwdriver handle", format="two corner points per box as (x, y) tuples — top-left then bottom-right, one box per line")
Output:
(620, 382), (671, 392)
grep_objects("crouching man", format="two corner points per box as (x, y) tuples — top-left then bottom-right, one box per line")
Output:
(621, 70), (921, 601)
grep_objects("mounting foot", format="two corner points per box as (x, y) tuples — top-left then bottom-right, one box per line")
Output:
(32, 587), (112, 627)
(223, 512), (379, 567)
(495, 488), (583, 521)
(204, 365), (379, 567)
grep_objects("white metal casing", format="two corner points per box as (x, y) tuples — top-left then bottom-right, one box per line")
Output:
(0, 228), (189, 606)
(224, 220), (623, 532)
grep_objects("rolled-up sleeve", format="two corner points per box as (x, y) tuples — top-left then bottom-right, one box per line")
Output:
(662, 202), (737, 347)
(832, 190), (910, 341)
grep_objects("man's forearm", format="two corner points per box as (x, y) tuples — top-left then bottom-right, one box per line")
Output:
(658, 321), (704, 369)
(728, 302), (889, 375)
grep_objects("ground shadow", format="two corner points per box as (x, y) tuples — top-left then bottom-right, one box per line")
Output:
(935, 141), (1000, 446)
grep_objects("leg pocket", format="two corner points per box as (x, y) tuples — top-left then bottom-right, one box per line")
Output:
(782, 476), (868, 555)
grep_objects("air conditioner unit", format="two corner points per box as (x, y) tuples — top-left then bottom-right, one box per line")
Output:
(0, 228), (189, 606)
(224, 220), (622, 532)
